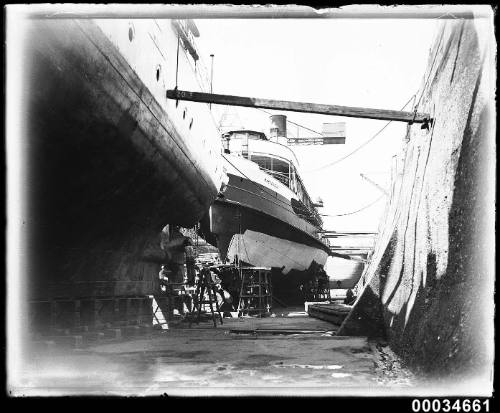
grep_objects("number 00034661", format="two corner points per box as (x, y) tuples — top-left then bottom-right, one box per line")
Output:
(412, 399), (490, 412)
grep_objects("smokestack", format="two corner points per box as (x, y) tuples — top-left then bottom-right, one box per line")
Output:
(269, 115), (287, 143)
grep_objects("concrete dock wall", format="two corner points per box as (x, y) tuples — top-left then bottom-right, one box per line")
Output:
(338, 16), (495, 381)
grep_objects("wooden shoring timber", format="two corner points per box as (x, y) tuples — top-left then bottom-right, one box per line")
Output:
(167, 89), (431, 124)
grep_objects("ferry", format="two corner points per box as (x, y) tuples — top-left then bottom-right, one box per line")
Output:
(201, 115), (331, 275)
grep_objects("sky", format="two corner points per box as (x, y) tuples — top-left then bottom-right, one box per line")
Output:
(194, 18), (438, 233)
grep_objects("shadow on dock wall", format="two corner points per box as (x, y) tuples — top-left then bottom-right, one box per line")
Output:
(338, 17), (495, 382)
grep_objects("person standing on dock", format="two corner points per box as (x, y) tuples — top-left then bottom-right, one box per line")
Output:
(163, 225), (193, 286)
(345, 288), (355, 305)
(185, 243), (196, 286)
(158, 265), (170, 293)
(160, 225), (194, 315)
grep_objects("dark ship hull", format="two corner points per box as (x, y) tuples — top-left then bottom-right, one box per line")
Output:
(19, 18), (225, 300)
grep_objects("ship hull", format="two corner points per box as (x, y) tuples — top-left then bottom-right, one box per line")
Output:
(227, 230), (329, 274)
(325, 255), (367, 289)
(205, 156), (330, 274)
(19, 19), (224, 300)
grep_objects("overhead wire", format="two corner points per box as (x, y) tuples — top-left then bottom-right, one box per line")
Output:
(312, 34), (443, 212)
(316, 33), (443, 216)
(304, 93), (417, 173)
(320, 194), (386, 218)
(413, 26), (445, 110)
(221, 77), (434, 221)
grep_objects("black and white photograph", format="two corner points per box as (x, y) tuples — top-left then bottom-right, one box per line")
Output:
(5, 4), (495, 399)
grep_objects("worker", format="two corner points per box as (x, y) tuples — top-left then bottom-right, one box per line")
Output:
(218, 289), (234, 315)
(345, 288), (355, 305)
(318, 270), (328, 290)
(316, 267), (329, 300)
(161, 225), (193, 315)
(185, 243), (196, 286)
(162, 225), (193, 285)
(159, 265), (170, 293)
(160, 225), (170, 255)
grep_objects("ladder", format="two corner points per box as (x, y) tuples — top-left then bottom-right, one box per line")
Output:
(237, 267), (272, 317)
(190, 267), (223, 328)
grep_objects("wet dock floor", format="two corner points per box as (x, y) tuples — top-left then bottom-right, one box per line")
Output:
(18, 310), (415, 396)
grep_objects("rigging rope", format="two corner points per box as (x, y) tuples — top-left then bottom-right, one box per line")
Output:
(414, 27), (445, 110)
(304, 93), (417, 173)
(175, 34), (181, 89)
(320, 194), (385, 218)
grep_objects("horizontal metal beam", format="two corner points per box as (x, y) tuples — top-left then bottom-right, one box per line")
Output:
(167, 89), (431, 124)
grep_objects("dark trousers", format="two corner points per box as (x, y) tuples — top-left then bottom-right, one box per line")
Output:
(167, 262), (185, 284)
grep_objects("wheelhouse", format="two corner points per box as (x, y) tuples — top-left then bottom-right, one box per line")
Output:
(222, 130), (322, 227)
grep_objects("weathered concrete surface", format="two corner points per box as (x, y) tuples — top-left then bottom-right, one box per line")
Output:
(339, 15), (495, 388)
(15, 315), (416, 396)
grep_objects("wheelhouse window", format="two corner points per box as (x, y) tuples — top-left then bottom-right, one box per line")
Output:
(250, 155), (290, 188)
(270, 158), (290, 187)
(251, 155), (273, 171)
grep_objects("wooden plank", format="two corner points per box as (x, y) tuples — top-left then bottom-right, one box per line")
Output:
(167, 89), (431, 124)
(229, 328), (334, 335)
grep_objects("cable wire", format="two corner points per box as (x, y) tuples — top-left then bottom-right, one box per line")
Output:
(320, 194), (385, 218)
(304, 93), (417, 173)
(414, 26), (445, 110)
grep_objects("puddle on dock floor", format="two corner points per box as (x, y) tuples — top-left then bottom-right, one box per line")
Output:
(15, 313), (417, 396)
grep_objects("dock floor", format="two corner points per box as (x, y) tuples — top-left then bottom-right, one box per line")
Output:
(18, 309), (416, 396)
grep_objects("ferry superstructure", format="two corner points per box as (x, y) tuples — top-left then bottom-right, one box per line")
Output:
(202, 115), (331, 274)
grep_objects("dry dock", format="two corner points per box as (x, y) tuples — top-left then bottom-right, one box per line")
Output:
(7, 6), (495, 397)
